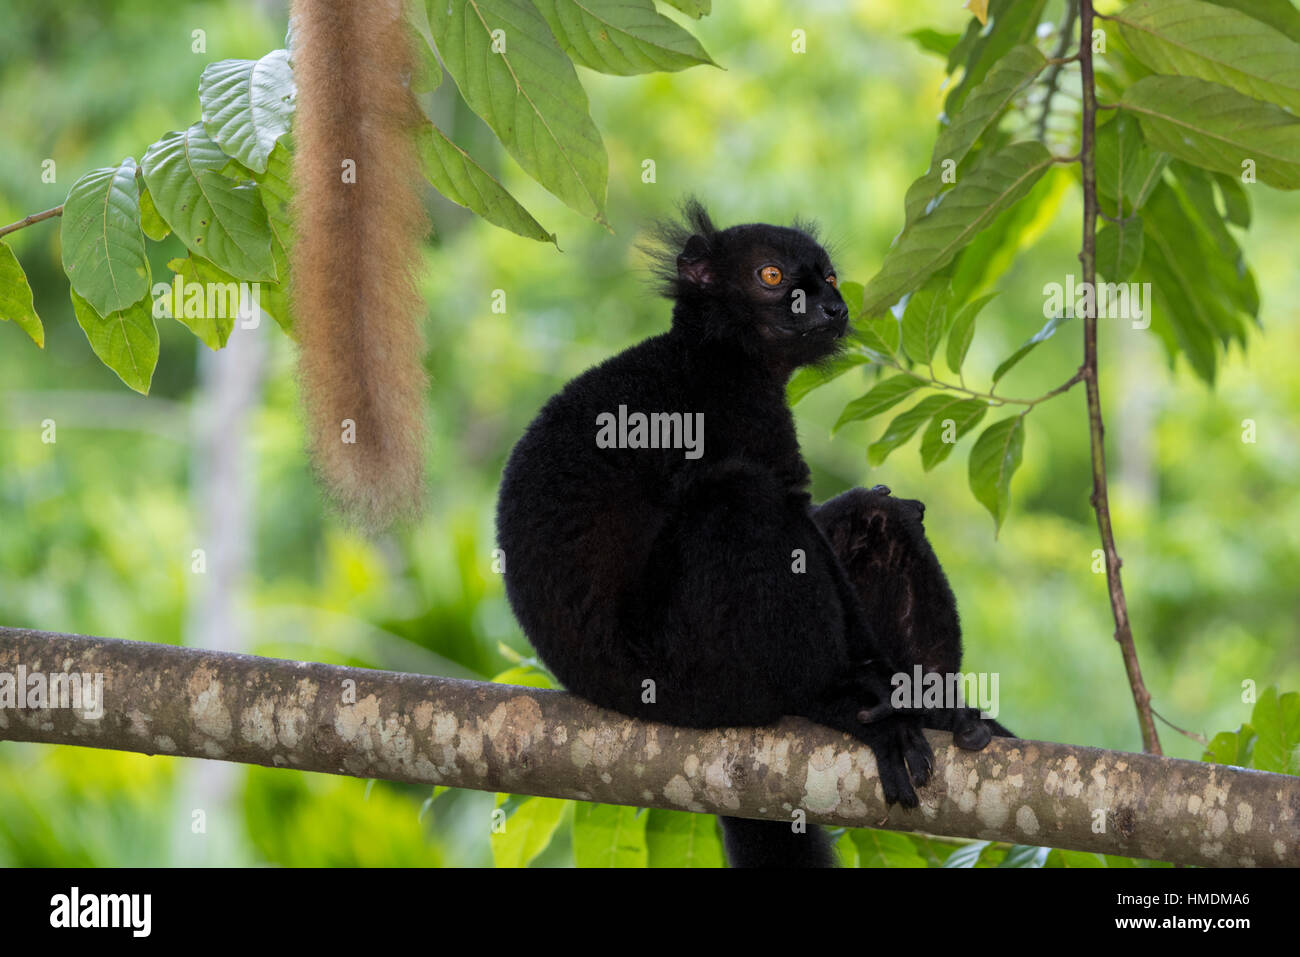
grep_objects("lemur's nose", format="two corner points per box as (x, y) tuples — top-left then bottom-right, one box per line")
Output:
(821, 301), (848, 321)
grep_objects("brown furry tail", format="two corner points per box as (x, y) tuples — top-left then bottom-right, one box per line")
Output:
(289, 0), (428, 529)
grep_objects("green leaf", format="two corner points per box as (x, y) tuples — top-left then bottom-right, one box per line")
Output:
(855, 316), (901, 357)
(903, 44), (1046, 226)
(942, 840), (992, 868)
(998, 844), (1050, 868)
(1141, 244), (1219, 381)
(920, 397), (988, 470)
(406, 1), (445, 93)
(787, 351), (873, 406)
(945, 292), (998, 374)
(833, 374), (926, 433)
(861, 141), (1054, 315)
(1174, 172), (1258, 325)
(1095, 112), (1169, 218)
(835, 830), (860, 867)
(644, 809), (723, 867)
(0, 242), (44, 347)
(868, 394), (962, 467)
(945, 17), (980, 75)
(1198, 689), (1300, 775)
(489, 663), (556, 689)
(1205, 0), (1300, 43)
(1213, 170), (1251, 226)
(1051, 849), (1166, 868)
(428, 0), (609, 222)
(1045, 849), (1109, 868)
(1113, 0), (1300, 113)
(60, 160), (150, 316)
(490, 795), (569, 867)
(944, 0), (1047, 114)
(137, 184), (171, 241)
(260, 239), (294, 337)
(1169, 161), (1242, 262)
(255, 139), (294, 252)
(851, 829), (929, 867)
(659, 0), (710, 17)
(1120, 76), (1300, 190)
(1250, 688), (1300, 774)
(416, 121), (557, 245)
(69, 287), (158, 394)
(905, 28), (963, 59)
(251, 145), (295, 338)
(533, 0), (715, 74)
(1164, 168), (1258, 343)
(1140, 180), (1255, 381)
(142, 124), (277, 280)
(910, 835), (966, 866)
(216, 155), (257, 182)
(164, 255), (241, 350)
(1203, 728), (1257, 766)
(835, 282), (906, 357)
(992, 314), (1071, 384)
(949, 166), (1071, 304)
(199, 51), (296, 174)
(573, 802), (649, 867)
(838, 279), (864, 316)
(968, 415), (1026, 532)
(1096, 217), (1144, 282)
(900, 277), (952, 365)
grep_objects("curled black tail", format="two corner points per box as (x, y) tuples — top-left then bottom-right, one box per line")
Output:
(720, 816), (836, 868)
(986, 719), (1017, 738)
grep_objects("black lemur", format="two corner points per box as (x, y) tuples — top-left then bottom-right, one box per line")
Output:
(496, 202), (1011, 868)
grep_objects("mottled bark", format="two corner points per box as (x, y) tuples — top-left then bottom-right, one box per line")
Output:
(1, 628), (1294, 866)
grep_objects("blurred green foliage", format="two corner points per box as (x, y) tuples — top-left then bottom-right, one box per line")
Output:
(0, 0), (1297, 866)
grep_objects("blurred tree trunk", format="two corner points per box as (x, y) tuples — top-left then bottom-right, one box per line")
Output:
(176, 319), (266, 865)
(1116, 331), (1158, 509)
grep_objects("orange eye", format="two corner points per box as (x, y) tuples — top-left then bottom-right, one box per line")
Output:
(759, 265), (782, 286)
(826, 274), (838, 288)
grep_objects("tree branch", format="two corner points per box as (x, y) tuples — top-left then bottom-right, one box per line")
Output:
(1078, 0), (1162, 754)
(2, 628), (1293, 866)
(0, 205), (63, 240)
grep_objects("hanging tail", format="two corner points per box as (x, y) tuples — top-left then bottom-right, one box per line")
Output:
(290, 0), (429, 529)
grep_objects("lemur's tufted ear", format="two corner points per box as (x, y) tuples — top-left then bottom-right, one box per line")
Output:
(676, 234), (714, 287)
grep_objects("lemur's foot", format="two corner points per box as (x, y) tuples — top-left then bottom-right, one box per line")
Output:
(952, 709), (992, 750)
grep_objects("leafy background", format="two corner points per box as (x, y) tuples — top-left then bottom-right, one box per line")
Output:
(0, 0), (1297, 866)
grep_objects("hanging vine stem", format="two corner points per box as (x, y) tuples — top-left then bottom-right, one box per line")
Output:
(1078, 0), (1162, 755)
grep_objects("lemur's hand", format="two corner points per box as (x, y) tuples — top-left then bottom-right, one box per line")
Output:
(853, 712), (933, 808)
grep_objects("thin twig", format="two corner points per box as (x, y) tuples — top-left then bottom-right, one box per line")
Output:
(0, 204), (63, 240)
(1036, 0), (1080, 141)
(865, 351), (1083, 408)
(1150, 706), (1209, 747)
(1078, 0), (1162, 755)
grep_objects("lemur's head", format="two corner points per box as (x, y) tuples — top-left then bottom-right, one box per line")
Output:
(646, 199), (849, 372)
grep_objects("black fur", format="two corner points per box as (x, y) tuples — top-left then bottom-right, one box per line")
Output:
(496, 201), (1010, 868)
